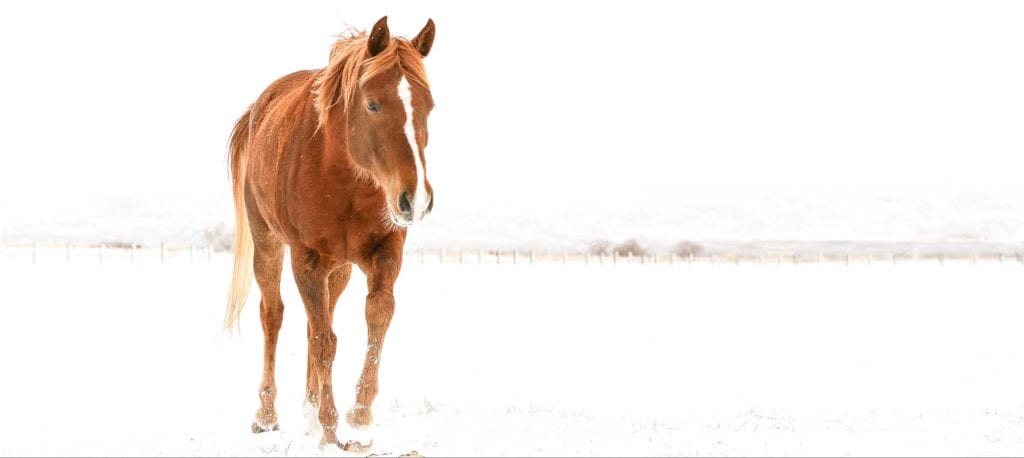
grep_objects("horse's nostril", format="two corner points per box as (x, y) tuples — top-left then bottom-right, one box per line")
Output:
(398, 191), (412, 216)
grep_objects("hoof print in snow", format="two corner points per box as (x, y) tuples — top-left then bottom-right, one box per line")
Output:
(368, 450), (422, 457)
(250, 422), (279, 434)
(341, 440), (374, 453)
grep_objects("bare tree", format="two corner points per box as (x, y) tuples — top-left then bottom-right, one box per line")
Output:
(203, 223), (234, 252)
(614, 238), (647, 256)
(587, 239), (613, 255)
(673, 240), (704, 257)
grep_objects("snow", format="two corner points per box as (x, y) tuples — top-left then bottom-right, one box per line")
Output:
(1, 256), (1023, 456)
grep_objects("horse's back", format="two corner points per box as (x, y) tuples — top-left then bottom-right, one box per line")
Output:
(251, 70), (319, 129)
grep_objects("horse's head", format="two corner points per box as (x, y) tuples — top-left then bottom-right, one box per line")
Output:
(316, 17), (436, 228)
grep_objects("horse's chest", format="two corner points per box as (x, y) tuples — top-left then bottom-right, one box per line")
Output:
(290, 186), (396, 261)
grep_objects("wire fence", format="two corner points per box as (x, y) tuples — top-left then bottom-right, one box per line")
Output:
(2, 243), (1023, 267)
(0, 242), (219, 266)
(407, 248), (1024, 266)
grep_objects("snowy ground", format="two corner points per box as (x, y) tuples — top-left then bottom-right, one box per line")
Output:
(1, 256), (1024, 456)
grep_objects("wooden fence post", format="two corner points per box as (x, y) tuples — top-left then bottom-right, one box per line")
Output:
(160, 242), (166, 264)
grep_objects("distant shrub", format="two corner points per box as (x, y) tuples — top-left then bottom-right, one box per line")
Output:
(613, 238), (647, 256)
(673, 240), (705, 257)
(203, 223), (234, 252)
(587, 239), (613, 255)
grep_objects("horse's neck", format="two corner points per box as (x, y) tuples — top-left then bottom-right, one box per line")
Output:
(316, 120), (379, 197)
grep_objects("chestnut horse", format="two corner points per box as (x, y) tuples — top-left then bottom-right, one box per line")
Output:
(223, 17), (436, 450)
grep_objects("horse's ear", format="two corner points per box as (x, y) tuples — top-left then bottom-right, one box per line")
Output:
(411, 18), (435, 57)
(367, 16), (390, 57)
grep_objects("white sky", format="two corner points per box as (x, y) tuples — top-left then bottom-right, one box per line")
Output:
(1, 1), (1022, 242)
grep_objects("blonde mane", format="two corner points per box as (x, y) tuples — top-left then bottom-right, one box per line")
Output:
(313, 31), (430, 128)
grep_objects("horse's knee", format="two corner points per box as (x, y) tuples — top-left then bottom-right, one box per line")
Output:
(365, 291), (395, 327)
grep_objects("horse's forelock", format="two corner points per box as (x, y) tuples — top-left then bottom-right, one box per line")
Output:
(313, 34), (430, 128)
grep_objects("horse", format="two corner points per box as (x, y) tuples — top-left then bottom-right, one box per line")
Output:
(222, 16), (436, 451)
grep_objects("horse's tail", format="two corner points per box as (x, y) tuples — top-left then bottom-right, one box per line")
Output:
(224, 105), (255, 331)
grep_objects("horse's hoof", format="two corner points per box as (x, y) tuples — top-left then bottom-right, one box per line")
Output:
(346, 405), (374, 428)
(341, 439), (374, 453)
(251, 422), (279, 434)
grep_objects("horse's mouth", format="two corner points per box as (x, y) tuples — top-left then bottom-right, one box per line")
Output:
(388, 209), (415, 228)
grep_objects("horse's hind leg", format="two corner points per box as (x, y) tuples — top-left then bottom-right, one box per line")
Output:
(249, 210), (286, 433)
(304, 264), (352, 434)
(291, 248), (344, 447)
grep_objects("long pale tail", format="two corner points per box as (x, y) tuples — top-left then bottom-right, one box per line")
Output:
(224, 106), (255, 331)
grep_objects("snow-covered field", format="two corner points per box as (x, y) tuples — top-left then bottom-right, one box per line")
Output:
(1, 256), (1023, 456)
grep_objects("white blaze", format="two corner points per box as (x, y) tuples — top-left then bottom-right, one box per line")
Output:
(398, 77), (428, 222)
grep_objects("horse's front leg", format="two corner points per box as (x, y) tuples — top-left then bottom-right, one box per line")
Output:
(342, 240), (403, 451)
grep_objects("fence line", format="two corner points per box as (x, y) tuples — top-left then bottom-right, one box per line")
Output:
(2, 243), (1023, 267)
(1, 242), (222, 266)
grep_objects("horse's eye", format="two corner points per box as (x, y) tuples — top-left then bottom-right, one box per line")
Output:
(367, 101), (381, 113)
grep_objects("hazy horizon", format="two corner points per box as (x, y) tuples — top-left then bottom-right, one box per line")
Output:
(1, 1), (1022, 249)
